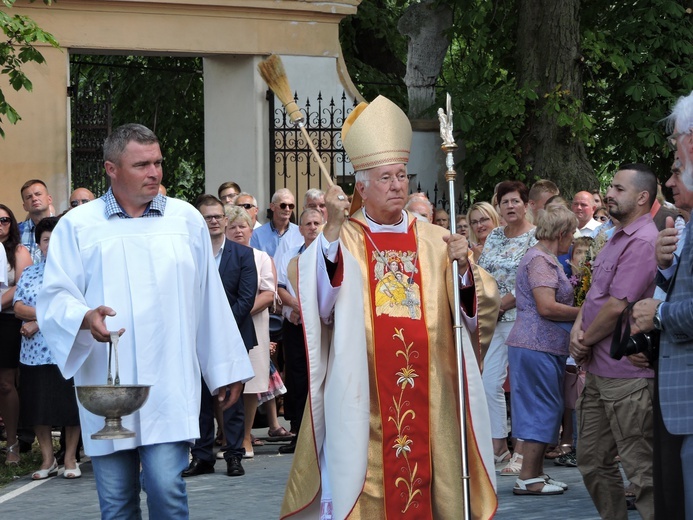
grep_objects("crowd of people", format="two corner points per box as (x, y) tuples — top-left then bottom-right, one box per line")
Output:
(0, 89), (691, 520)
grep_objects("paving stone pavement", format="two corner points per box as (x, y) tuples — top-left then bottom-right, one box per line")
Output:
(0, 437), (642, 519)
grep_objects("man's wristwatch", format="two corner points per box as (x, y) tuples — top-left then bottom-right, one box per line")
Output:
(653, 302), (665, 331)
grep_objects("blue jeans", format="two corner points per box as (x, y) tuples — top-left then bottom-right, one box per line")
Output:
(91, 441), (190, 520)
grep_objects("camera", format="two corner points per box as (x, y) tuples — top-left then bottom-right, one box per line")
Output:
(611, 330), (659, 363)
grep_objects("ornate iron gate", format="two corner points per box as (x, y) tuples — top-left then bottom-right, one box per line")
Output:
(69, 59), (112, 197)
(268, 90), (356, 214)
(267, 90), (469, 216)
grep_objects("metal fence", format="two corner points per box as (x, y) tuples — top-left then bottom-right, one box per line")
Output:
(268, 90), (357, 216)
(267, 89), (469, 217)
(70, 63), (112, 197)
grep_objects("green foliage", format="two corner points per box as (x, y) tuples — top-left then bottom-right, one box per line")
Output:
(341, 0), (693, 201)
(440, 0), (528, 199)
(0, 0), (59, 137)
(71, 55), (205, 202)
(581, 0), (693, 187)
(339, 0), (410, 107)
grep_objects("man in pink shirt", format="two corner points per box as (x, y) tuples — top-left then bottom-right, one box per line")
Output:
(570, 163), (659, 520)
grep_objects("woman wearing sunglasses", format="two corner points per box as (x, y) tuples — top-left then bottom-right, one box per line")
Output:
(0, 204), (32, 465)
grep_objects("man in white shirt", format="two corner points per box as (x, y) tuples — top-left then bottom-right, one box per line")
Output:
(37, 124), (253, 520)
(275, 208), (323, 454)
(572, 191), (600, 236)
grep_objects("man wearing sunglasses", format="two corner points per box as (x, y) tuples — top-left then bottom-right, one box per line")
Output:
(69, 188), (95, 209)
(250, 188), (303, 260)
(234, 192), (261, 229)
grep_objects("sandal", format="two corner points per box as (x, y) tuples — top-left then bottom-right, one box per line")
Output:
(63, 463), (81, 479)
(541, 473), (568, 490)
(513, 477), (564, 495)
(554, 449), (577, 467)
(268, 426), (294, 439)
(500, 452), (523, 476)
(32, 459), (58, 480)
(545, 443), (572, 459)
(624, 483), (636, 498)
(4, 441), (20, 466)
(251, 436), (265, 447)
(494, 449), (511, 465)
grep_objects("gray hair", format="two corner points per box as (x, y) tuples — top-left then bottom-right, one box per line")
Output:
(236, 192), (257, 206)
(224, 204), (252, 226)
(354, 170), (370, 188)
(535, 205), (578, 241)
(404, 197), (433, 214)
(299, 207), (324, 225)
(103, 124), (159, 163)
(271, 188), (294, 204)
(666, 92), (693, 134)
(304, 188), (325, 204)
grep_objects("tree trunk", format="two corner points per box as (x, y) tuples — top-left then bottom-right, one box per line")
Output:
(398, 0), (452, 119)
(516, 0), (597, 194)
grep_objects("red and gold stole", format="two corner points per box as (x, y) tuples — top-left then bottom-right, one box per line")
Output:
(360, 221), (433, 518)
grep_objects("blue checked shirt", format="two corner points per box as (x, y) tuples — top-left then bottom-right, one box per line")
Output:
(102, 188), (166, 219)
(18, 219), (42, 265)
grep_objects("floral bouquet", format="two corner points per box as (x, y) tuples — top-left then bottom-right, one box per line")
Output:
(569, 229), (609, 306)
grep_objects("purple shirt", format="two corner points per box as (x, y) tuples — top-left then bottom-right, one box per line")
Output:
(506, 248), (574, 356)
(581, 213), (657, 379)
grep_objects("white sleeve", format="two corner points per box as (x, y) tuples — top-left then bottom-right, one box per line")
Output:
(37, 217), (95, 378)
(0, 245), (7, 288)
(315, 234), (342, 322)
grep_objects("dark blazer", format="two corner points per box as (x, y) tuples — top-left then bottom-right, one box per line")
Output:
(218, 239), (258, 351)
(657, 220), (693, 435)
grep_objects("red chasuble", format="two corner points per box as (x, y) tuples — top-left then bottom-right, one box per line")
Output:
(359, 221), (433, 518)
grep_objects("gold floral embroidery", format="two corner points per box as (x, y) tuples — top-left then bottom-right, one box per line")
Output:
(388, 328), (422, 513)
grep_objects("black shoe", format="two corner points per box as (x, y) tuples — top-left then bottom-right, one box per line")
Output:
(182, 457), (215, 477)
(226, 455), (245, 477)
(278, 442), (296, 454)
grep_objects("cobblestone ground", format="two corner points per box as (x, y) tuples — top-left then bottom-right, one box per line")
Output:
(0, 431), (642, 519)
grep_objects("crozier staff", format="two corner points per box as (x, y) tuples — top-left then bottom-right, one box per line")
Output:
(281, 96), (499, 520)
(37, 124), (253, 519)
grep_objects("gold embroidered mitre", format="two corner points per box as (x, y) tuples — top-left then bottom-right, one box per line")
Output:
(342, 95), (412, 170)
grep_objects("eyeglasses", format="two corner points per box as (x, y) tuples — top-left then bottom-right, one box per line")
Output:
(277, 203), (295, 210)
(203, 214), (226, 222)
(374, 173), (408, 185)
(70, 199), (91, 208)
(237, 203), (256, 210)
(0, 217), (10, 225)
(469, 216), (491, 227)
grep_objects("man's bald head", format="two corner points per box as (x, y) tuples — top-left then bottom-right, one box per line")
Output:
(69, 187), (96, 208)
(572, 191), (596, 228)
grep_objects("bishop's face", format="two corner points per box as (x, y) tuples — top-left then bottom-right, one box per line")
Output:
(358, 163), (408, 225)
